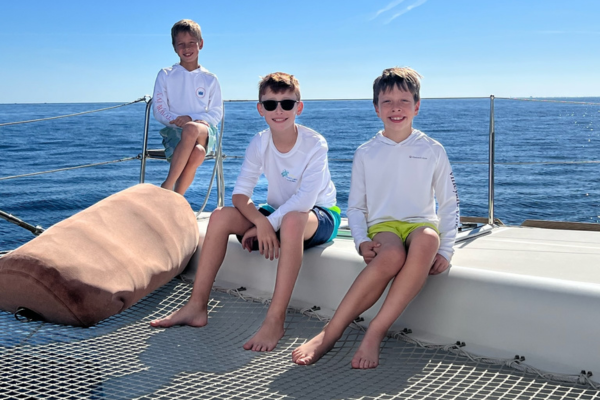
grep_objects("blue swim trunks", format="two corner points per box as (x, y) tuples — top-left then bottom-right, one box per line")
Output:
(159, 124), (218, 162)
(236, 204), (341, 250)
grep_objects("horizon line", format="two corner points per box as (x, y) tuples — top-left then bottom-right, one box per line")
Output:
(2, 95), (599, 105)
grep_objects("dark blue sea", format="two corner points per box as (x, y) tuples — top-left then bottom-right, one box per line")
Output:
(1, 98), (599, 250)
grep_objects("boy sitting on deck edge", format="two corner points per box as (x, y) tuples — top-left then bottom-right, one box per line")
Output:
(151, 72), (341, 352)
(152, 19), (223, 196)
(292, 67), (460, 368)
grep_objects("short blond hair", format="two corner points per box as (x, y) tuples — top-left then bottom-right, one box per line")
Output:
(171, 19), (202, 48)
(373, 67), (422, 105)
(258, 72), (301, 101)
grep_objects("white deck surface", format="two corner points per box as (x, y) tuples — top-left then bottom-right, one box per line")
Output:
(453, 226), (600, 285)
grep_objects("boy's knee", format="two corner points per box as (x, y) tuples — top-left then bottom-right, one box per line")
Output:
(188, 145), (206, 167)
(412, 227), (440, 250)
(371, 245), (405, 275)
(280, 212), (308, 236)
(208, 207), (235, 229)
(181, 122), (206, 138)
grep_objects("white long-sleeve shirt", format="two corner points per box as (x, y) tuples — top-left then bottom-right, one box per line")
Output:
(347, 129), (460, 261)
(152, 64), (223, 127)
(232, 125), (337, 231)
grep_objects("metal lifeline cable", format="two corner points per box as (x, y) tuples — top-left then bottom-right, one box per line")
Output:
(324, 159), (600, 165)
(3, 154), (591, 182)
(0, 97), (148, 127)
(496, 97), (600, 106)
(0, 156), (140, 181)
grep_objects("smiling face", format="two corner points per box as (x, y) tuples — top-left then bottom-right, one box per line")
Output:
(375, 85), (420, 140)
(174, 31), (203, 69)
(257, 88), (303, 134)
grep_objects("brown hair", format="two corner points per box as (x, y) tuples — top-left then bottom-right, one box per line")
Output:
(373, 67), (422, 105)
(171, 19), (202, 48)
(258, 72), (301, 101)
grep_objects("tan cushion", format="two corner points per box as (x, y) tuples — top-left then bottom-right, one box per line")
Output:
(0, 184), (199, 326)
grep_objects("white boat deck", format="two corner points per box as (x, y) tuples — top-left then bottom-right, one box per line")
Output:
(453, 226), (600, 285)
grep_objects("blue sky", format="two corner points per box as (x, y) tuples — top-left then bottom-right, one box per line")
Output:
(1, 0), (599, 103)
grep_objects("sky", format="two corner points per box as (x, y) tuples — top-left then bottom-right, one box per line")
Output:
(1, 0), (599, 103)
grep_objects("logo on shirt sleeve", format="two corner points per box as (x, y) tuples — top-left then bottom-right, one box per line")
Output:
(196, 87), (205, 98)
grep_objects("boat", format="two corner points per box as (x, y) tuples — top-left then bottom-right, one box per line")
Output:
(1, 97), (599, 399)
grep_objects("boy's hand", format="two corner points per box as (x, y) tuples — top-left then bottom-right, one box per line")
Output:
(255, 219), (280, 261)
(359, 241), (381, 264)
(170, 115), (192, 127)
(194, 119), (210, 127)
(429, 254), (449, 275)
(240, 226), (258, 253)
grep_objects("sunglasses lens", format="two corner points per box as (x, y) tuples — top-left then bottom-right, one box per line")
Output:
(280, 100), (296, 111)
(262, 101), (277, 111)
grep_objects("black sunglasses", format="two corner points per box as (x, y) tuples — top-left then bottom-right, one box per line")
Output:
(261, 100), (298, 112)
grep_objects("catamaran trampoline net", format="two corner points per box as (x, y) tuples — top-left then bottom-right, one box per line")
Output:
(1, 280), (598, 400)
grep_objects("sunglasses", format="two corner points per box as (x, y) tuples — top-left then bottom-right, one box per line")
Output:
(260, 100), (298, 112)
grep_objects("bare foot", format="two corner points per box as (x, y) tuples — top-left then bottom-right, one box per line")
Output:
(351, 330), (385, 369)
(291, 330), (339, 365)
(150, 302), (207, 328)
(243, 318), (284, 352)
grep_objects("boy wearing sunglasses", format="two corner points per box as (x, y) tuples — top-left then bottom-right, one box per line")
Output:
(151, 72), (340, 353)
(152, 19), (222, 195)
(292, 67), (459, 368)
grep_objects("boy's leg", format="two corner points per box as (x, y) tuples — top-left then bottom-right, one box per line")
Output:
(150, 207), (253, 328)
(173, 144), (206, 195)
(243, 210), (319, 352)
(162, 121), (209, 193)
(351, 226), (439, 369)
(292, 232), (405, 365)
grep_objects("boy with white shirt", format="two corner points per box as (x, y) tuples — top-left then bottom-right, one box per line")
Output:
(292, 67), (459, 369)
(152, 19), (223, 195)
(151, 72), (340, 353)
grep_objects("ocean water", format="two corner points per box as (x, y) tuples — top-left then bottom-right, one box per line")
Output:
(1, 98), (599, 250)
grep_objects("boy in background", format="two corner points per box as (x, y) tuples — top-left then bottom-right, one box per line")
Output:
(151, 73), (340, 353)
(152, 19), (222, 195)
(292, 67), (459, 368)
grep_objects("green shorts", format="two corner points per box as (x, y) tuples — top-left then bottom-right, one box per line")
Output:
(367, 220), (439, 242)
(159, 124), (218, 162)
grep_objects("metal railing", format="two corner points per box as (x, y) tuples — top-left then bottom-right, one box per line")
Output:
(488, 95), (495, 225)
(136, 95), (498, 223)
(138, 97), (226, 212)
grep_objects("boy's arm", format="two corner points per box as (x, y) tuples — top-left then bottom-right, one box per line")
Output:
(232, 136), (280, 259)
(265, 144), (329, 231)
(232, 194), (279, 260)
(433, 147), (460, 262)
(232, 134), (263, 201)
(188, 76), (223, 127)
(346, 151), (370, 253)
(152, 70), (179, 126)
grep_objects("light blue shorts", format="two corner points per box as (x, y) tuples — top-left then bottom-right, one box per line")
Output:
(159, 124), (218, 162)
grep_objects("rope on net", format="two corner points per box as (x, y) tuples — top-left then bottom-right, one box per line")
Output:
(390, 330), (598, 390)
(0, 97), (148, 127)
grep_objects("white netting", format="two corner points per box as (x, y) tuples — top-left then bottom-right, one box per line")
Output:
(1, 280), (598, 400)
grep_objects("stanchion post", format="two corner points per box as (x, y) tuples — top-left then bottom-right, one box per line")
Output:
(139, 96), (152, 183)
(488, 95), (495, 225)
